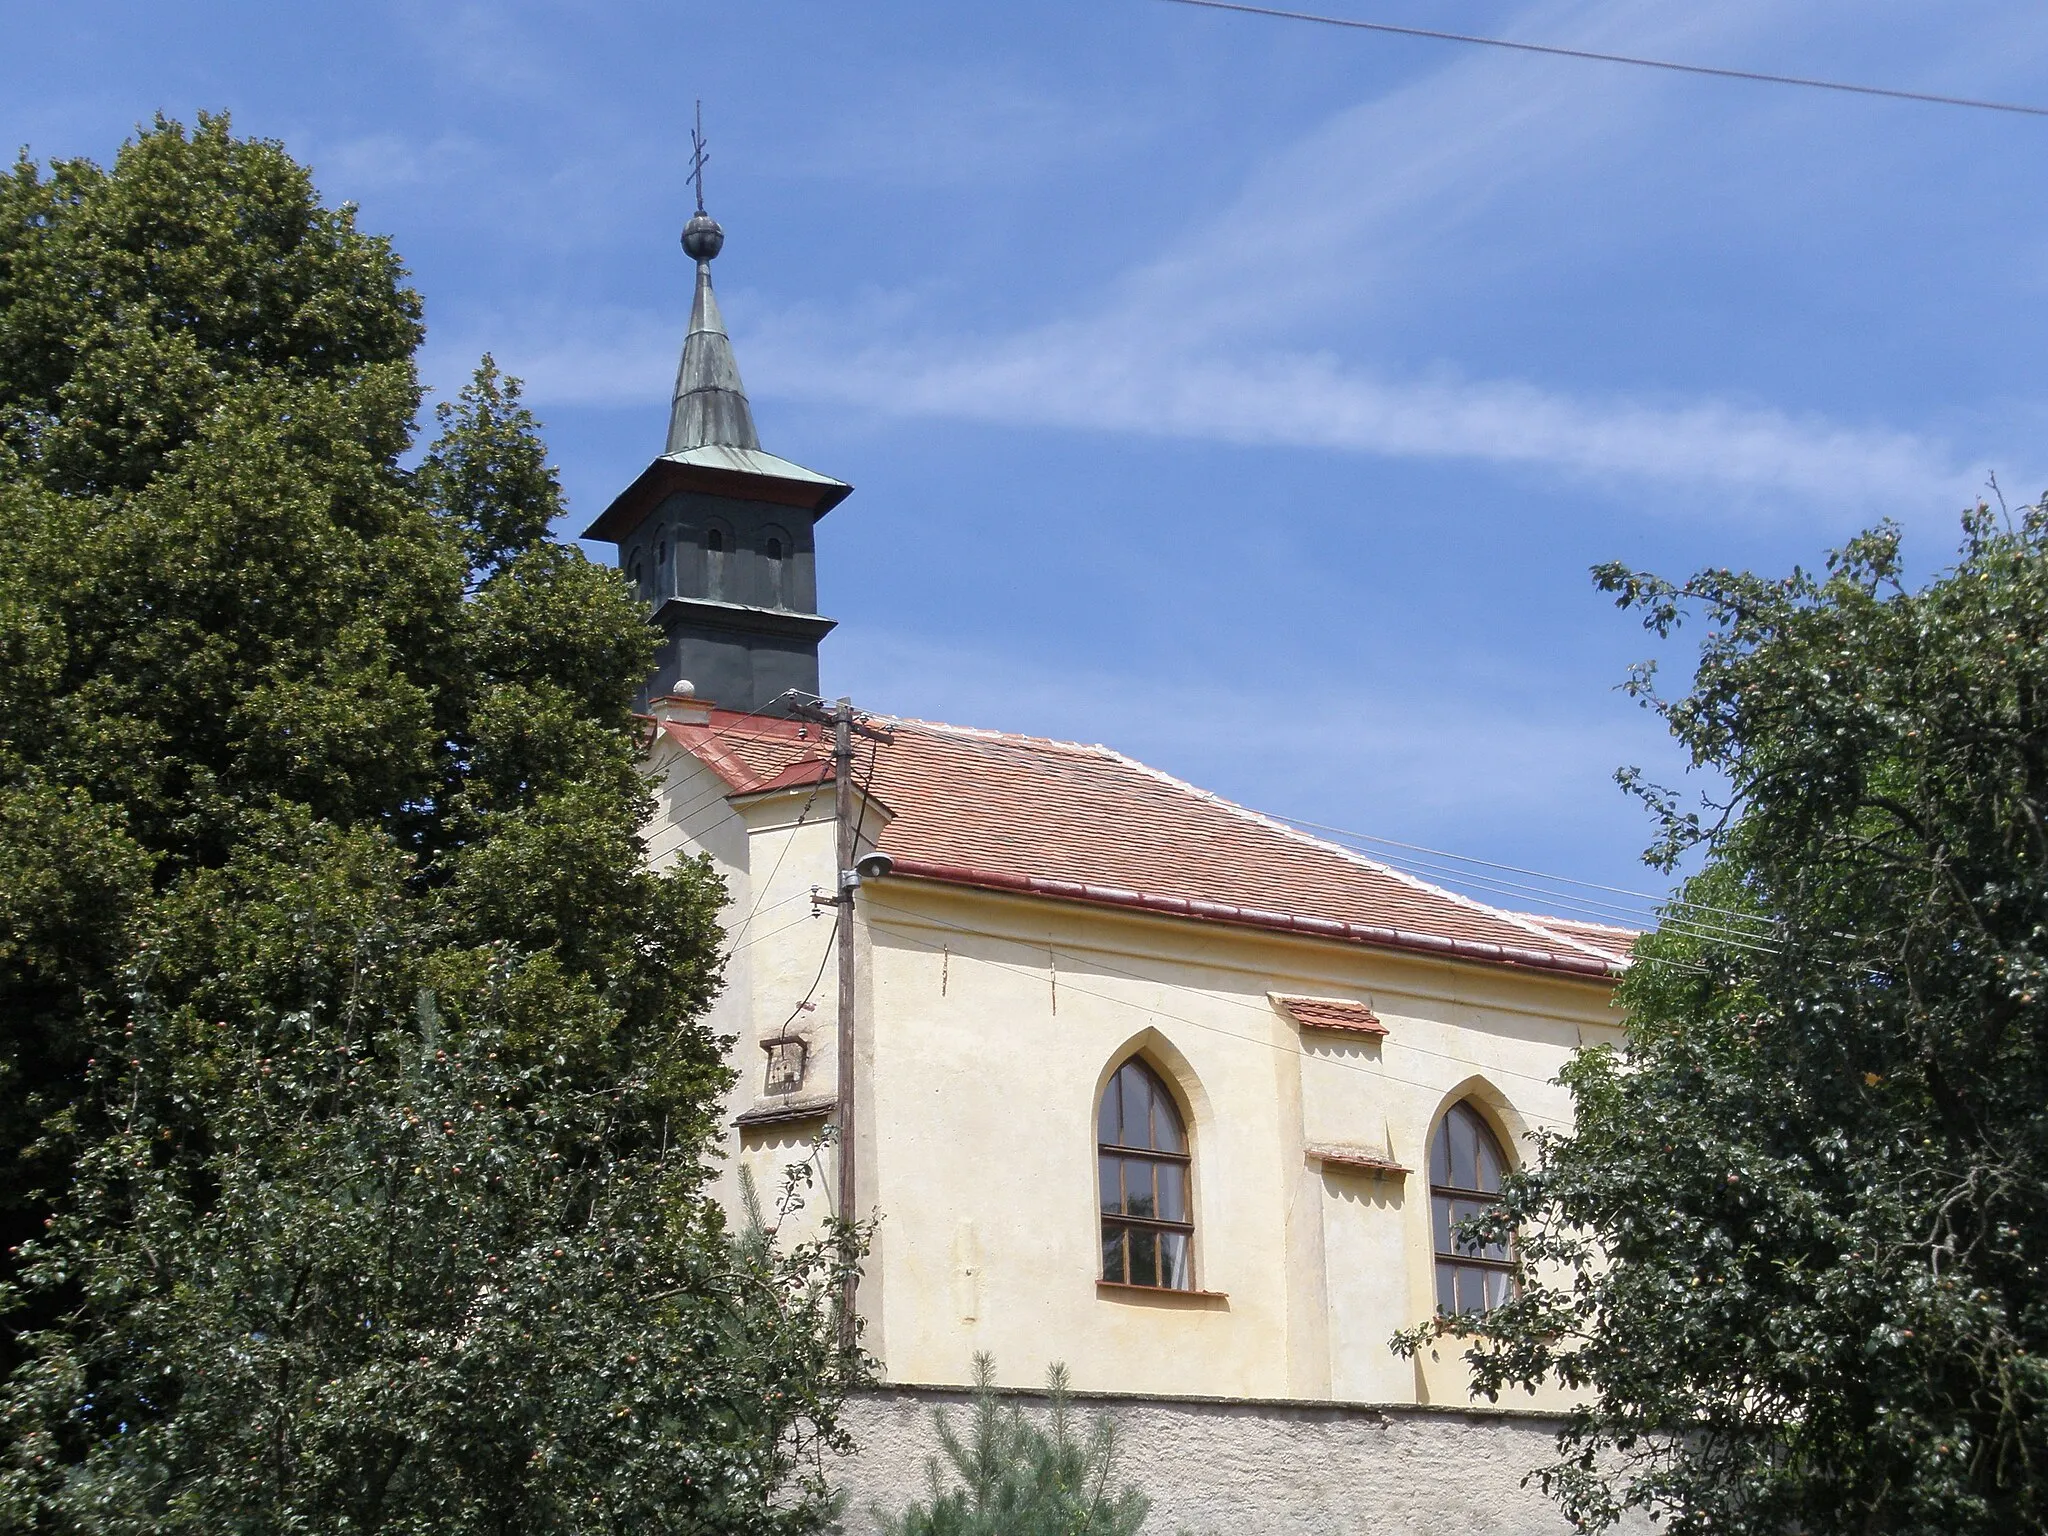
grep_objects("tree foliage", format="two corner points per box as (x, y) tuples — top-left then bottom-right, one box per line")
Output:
(0, 115), (855, 1532)
(879, 1356), (1151, 1536)
(1398, 510), (2048, 1534)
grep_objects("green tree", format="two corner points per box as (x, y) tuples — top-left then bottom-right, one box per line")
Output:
(1397, 510), (2048, 1534)
(880, 1356), (1151, 1536)
(0, 115), (856, 1532)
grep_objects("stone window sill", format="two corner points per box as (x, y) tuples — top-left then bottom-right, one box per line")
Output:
(1097, 1280), (1229, 1308)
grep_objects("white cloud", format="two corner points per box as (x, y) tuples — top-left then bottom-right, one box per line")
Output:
(475, 283), (1970, 513)
(745, 324), (1965, 507)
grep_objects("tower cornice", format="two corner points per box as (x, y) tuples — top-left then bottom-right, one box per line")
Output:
(580, 446), (852, 543)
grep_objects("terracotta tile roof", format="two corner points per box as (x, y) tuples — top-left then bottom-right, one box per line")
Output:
(1511, 915), (1641, 965)
(1271, 995), (1387, 1037)
(654, 709), (1625, 981)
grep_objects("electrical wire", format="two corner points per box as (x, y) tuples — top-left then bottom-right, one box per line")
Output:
(1154, 0), (2048, 119)
(722, 777), (825, 954)
(1277, 838), (1780, 954)
(746, 728), (888, 1075)
(729, 907), (830, 959)
(770, 908), (842, 1040)
(718, 885), (814, 959)
(658, 731), (827, 830)
(1271, 814), (1768, 926)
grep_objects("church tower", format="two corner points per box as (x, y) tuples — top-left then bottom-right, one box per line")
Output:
(582, 195), (850, 714)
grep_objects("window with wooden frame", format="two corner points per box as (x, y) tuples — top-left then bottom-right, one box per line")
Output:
(1430, 1100), (1514, 1315)
(1098, 1059), (1193, 1290)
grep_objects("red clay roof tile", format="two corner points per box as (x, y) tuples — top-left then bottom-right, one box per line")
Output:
(653, 709), (1628, 981)
(1272, 996), (1387, 1036)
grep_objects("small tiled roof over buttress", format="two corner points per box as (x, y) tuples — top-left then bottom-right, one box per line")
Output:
(653, 708), (1632, 981)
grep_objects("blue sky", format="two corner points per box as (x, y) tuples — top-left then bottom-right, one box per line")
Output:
(8, 0), (2046, 923)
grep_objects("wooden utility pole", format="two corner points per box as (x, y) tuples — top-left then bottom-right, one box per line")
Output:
(789, 692), (892, 1353)
(830, 697), (859, 1350)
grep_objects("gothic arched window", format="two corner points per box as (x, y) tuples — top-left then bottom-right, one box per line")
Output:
(1098, 1059), (1192, 1290)
(1430, 1100), (1513, 1314)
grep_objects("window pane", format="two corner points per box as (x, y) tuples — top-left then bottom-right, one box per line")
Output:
(1128, 1227), (1159, 1288)
(1099, 1154), (1121, 1214)
(1435, 1260), (1457, 1313)
(1449, 1105), (1478, 1190)
(1101, 1225), (1126, 1283)
(1119, 1066), (1148, 1148)
(1098, 1079), (1119, 1144)
(1160, 1231), (1190, 1290)
(1156, 1162), (1186, 1223)
(1125, 1160), (1156, 1219)
(1471, 1265), (1496, 1315)
(1151, 1084), (1185, 1154)
(1484, 1268), (1513, 1311)
(1432, 1193), (1455, 1255)
(1446, 1197), (1477, 1256)
(1475, 1117), (1505, 1194)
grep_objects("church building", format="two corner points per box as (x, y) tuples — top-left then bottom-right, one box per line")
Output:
(587, 198), (1638, 1534)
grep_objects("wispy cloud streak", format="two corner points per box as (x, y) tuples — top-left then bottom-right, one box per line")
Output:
(747, 325), (1962, 504)
(473, 0), (1985, 510)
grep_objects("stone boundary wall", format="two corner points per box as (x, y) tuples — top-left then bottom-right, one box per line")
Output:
(832, 1384), (1613, 1535)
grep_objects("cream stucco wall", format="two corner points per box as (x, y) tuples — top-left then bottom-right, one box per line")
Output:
(642, 730), (1623, 1414)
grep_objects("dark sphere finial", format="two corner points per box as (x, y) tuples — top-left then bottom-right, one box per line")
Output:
(682, 212), (724, 262)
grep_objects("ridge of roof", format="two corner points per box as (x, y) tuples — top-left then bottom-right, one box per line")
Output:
(873, 713), (1124, 762)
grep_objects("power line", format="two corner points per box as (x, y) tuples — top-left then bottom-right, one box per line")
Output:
(723, 777), (826, 953)
(1154, 0), (2048, 119)
(1271, 814), (1764, 925)
(1277, 824), (1779, 951)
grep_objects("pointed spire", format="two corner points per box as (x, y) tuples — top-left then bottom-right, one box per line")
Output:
(665, 212), (760, 454)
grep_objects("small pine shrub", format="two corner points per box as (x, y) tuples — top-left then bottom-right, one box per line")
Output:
(880, 1354), (1152, 1536)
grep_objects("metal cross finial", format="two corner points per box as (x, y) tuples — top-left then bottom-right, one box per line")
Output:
(687, 100), (709, 215)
